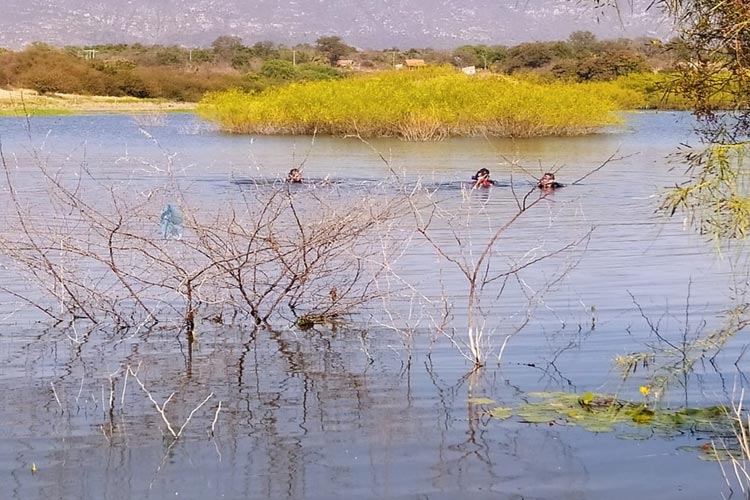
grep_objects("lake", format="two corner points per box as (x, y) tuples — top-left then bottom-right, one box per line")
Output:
(0, 111), (747, 499)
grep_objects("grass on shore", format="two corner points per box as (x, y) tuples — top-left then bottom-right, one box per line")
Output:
(0, 88), (196, 116)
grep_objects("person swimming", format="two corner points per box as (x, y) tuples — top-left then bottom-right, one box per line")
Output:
(471, 168), (496, 188)
(287, 168), (302, 183)
(538, 172), (563, 190)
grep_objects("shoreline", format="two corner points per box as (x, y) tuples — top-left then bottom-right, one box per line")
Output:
(0, 88), (196, 115)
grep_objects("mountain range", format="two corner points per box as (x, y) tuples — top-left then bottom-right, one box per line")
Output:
(1, 0), (673, 49)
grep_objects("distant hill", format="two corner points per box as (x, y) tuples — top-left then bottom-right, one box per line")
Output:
(1, 0), (671, 49)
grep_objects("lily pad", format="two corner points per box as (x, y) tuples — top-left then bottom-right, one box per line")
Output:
(468, 397), (496, 405)
(517, 404), (562, 424)
(527, 392), (562, 399)
(488, 407), (513, 420)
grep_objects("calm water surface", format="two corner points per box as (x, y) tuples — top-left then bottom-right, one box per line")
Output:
(0, 112), (747, 499)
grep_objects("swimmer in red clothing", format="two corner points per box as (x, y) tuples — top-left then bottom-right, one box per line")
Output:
(471, 168), (496, 188)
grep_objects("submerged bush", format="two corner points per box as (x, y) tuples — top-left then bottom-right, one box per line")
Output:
(198, 67), (621, 139)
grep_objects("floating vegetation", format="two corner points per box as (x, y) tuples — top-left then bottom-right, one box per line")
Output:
(468, 398), (512, 420)
(476, 391), (742, 459)
(488, 407), (513, 420)
(469, 392), (730, 432)
(468, 397), (497, 405)
(513, 392), (732, 435)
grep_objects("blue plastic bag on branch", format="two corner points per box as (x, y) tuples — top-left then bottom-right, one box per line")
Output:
(160, 204), (183, 240)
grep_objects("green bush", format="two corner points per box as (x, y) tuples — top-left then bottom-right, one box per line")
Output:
(260, 59), (297, 80)
(295, 63), (340, 81)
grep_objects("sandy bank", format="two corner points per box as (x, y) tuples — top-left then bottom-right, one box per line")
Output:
(0, 88), (196, 114)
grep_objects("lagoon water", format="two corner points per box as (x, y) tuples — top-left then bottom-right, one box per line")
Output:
(0, 112), (747, 499)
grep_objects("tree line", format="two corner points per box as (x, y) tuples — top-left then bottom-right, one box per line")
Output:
(0, 32), (686, 101)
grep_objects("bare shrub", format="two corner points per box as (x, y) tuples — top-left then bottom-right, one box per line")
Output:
(408, 184), (592, 367)
(358, 139), (596, 368)
(0, 139), (407, 339)
(0, 125), (603, 373)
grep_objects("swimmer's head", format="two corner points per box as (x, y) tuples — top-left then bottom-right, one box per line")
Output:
(287, 168), (302, 183)
(472, 168), (490, 181)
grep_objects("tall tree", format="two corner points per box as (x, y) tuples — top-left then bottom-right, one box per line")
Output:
(641, 0), (750, 238)
(211, 35), (243, 63)
(591, 1), (750, 237)
(596, 1), (749, 140)
(315, 36), (352, 66)
(568, 31), (599, 58)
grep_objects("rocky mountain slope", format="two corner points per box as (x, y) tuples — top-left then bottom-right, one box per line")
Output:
(1, 0), (671, 49)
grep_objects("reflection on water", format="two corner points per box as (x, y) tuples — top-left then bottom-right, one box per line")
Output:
(0, 325), (730, 500)
(0, 112), (745, 499)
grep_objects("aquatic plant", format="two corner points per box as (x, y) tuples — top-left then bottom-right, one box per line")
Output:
(723, 392), (750, 494)
(198, 67), (621, 140)
(611, 279), (750, 416)
(515, 391), (731, 434)
(469, 390), (741, 461)
(609, 277), (750, 491)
